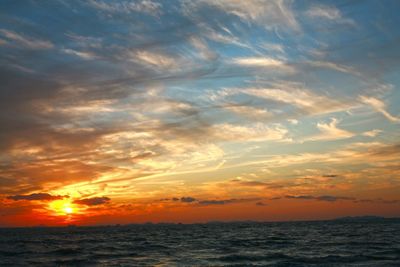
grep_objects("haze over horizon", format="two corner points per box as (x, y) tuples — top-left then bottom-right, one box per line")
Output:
(1, 0), (399, 227)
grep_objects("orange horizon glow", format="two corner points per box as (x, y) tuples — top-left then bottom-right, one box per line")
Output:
(1, 196), (400, 228)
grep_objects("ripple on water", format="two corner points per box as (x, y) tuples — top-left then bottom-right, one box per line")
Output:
(0, 221), (399, 266)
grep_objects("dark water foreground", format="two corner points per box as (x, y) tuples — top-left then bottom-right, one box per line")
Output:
(1, 220), (399, 266)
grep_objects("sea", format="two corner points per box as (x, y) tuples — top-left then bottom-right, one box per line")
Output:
(0, 220), (399, 266)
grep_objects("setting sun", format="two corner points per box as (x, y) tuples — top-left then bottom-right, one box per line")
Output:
(64, 206), (73, 214)
(49, 200), (76, 216)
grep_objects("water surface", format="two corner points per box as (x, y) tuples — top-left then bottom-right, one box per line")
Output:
(1, 220), (399, 266)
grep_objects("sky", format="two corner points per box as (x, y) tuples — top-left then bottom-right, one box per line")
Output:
(0, 0), (399, 227)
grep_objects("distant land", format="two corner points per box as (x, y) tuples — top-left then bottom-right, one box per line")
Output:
(1, 216), (400, 229)
(332, 215), (398, 221)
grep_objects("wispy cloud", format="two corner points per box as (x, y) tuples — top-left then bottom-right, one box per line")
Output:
(213, 123), (290, 142)
(131, 50), (179, 70)
(360, 96), (400, 123)
(306, 5), (355, 25)
(7, 193), (68, 201)
(232, 57), (286, 68)
(362, 129), (382, 138)
(62, 49), (98, 60)
(180, 196), (196, 203)
(225, 105), (273, 120)
(88, 0), (162, 16)
(0, 29), (53, 49)
(240, 84), (352, 116)
(305, 118), (354, 142)
(73, 196), (110, 206)
(304, 60), (359, 76)
(285, 195), (354, 202)
(187, 0), (299, 31)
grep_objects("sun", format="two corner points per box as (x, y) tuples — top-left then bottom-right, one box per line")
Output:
(49, 199), (76, 216)
(63, 205), (73, 214)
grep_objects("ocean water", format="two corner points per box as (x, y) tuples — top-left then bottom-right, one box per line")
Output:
(0, 220), (399, 266)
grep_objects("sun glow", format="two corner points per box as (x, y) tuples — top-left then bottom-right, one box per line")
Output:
(64, 205), (73, 214)
(49, 199), (77, 216)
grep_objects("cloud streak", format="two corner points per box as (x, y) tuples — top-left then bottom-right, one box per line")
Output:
(0, 29), (54, 49)
(73, 197), (110, 206)
(285, 195), (354, 202)
(360, 96), (400, 123)
(7, 193), (68, 201)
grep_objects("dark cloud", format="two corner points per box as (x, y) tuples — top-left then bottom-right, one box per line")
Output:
(317, 195), (354, 202)
(162, 196), (261, 206)
(198, 198), (261, 205)
(180, 197), (196, 203)
(73, 196), (110, 206)
(322, 174), (339, 178)
(232, 180), (269, 187)
(7, 193), (68, 201)
(270, 197), (282, 200)
(353, 198), (400, 204)
(255, 201), (266, 206)
(286, 195), (314, 200)
(271, 195), (399, 204)
(199, 199), (227, 205)
(285, 195), (354, 202)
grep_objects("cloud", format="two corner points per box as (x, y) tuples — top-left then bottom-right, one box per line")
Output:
(362, 129), (382, 137)
(73, 196), (110, 206)
(232, 57), (287, 68)
(0, 29), (53, 49)
(254, 87), (307, 109)
(306, 5), (341, 20)
(189, 37), (217, 60)
(353, 198), (400, 204)
(198, 198), (260, 205)
(190, 0), (299, 31)
(367, 143), (400, 157)
(213, 123), (290, 142)
(241, 85), (351, 116)
(225, 105), (273, 120)
(180, 196), (196, 203)
(270, 194), (398, 205)
(131, 50), (179, 70)
(255, 201), (266, 206)
(306, 118), (354, 141)
(62, 49), (97, 60)
(163, 196), (261, 206)
(88, 0), (162, 16)
(304, 61), (359, 76)
(261, 43), (285, 54)
(229, 179), (270, 188)
(285, 195), (354, 202)
(360, 96), (400, 123)
(306, 5), (354, 25)
(322, 174), (339, 178)
(198, 199), (228, 205)
(0, 177), (17, 187)
(230, 57), (295, 74)
(7, 193), (68, 201)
